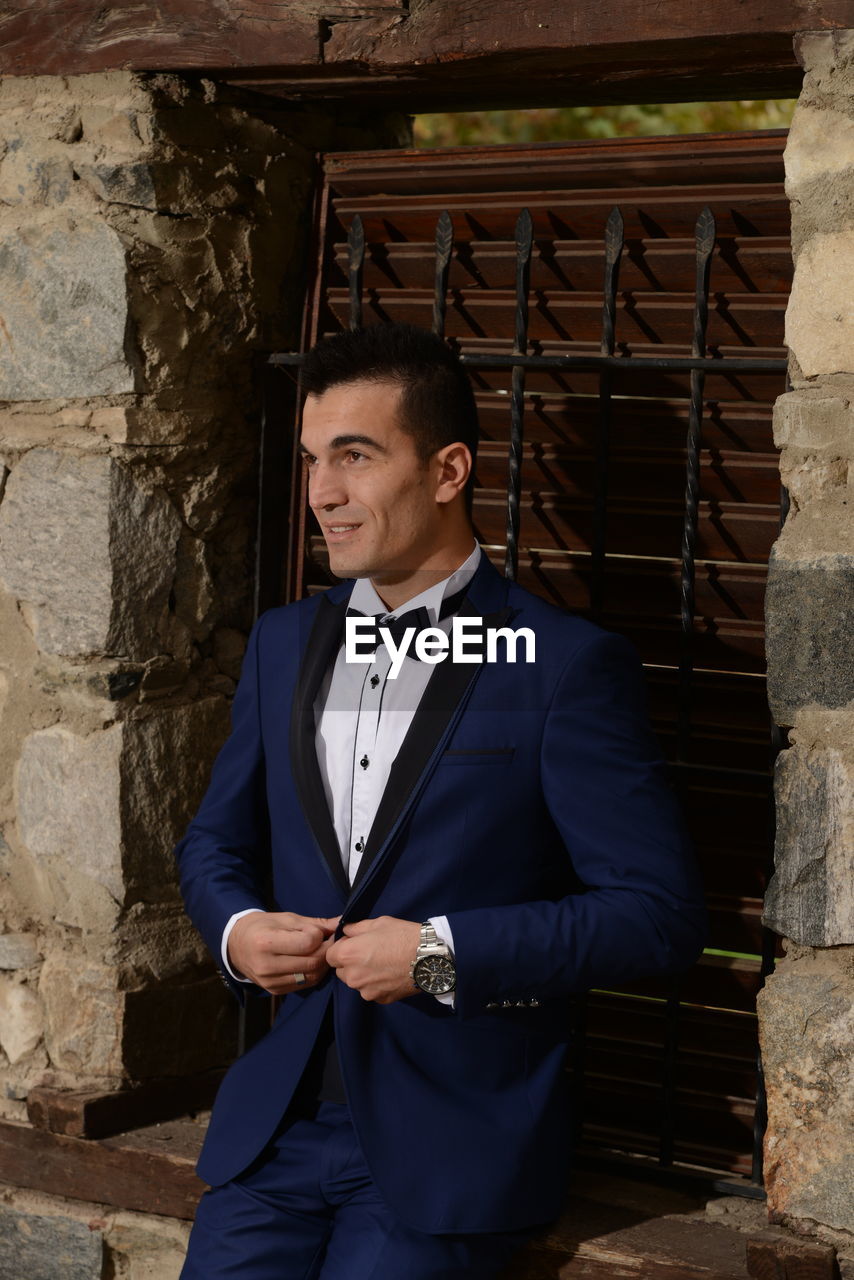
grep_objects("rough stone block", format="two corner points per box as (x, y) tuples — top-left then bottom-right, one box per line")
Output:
(39, 951), (123, 1080)
(0, 932), (40, 970)
(76, 161), (157, 208)
(0, 448), (181, 659)
(103, 1208), (189, 1280)
(115, 903), (209, 988)
(786, 231), (854, 379)
(764, 742), (854, 946)
(17, 723), (125, 928)
(0, 1205), (104, 1280)
(785, 103), (854, 191)
(766, 551), (854, 723)
(15, 699), (229, 932)
(120, 698), (231, 905)
(0, 147), (75, 206)
(773, 390), (854, 455)
(795, 29), (854, 83)
(0, 220), (134, 400)
(758, 957), (854, 1234)
(0, 978), (44, 1063)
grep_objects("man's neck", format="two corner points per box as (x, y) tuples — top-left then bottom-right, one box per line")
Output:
(369, 538), (478, 613)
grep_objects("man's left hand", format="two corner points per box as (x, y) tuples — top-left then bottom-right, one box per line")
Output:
(326, 916), (421, 1004)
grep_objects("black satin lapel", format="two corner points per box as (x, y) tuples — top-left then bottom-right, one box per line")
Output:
(350, 604), (514, 895)
(289, 596), (351, 897)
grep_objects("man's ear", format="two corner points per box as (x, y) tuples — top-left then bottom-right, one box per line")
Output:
(434, 443), (472, 505)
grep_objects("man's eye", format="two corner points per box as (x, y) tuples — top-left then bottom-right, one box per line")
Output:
(347, 450), (366, 462)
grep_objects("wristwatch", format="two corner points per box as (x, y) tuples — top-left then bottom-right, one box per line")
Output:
(410, 922), (456, 995)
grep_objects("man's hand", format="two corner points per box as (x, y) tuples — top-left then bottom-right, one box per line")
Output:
(227, 912), (340, 995)
(326, 916), (421, 1004)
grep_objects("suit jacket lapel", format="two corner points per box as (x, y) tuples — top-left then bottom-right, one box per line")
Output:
(349, 557), (514, 898)
(289, 594), (351, 897)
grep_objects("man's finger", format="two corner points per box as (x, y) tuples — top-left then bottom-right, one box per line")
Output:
(341, 919), (377, 936)
(272, 927), (325, 956)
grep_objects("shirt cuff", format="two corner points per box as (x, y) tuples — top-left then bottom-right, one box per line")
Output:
(427, 914), (455, 1008)
(222, 908), (265, 982)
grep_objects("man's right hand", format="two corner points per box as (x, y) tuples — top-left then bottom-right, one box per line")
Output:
(227, 912), (341, 994)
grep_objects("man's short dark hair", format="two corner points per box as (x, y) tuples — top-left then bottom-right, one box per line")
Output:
(301, 323), (479, 509)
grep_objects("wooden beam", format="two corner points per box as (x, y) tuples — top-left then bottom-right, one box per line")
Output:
(0, 1), (850, 104)
(0, 0), (321, 77)
(746, 1230), (840, 1280)
(26, 1071), (225, 1141)
(0, 1118), (205, 1219)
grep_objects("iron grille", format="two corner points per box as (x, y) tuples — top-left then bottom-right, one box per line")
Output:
(257, 130), (790, 1195)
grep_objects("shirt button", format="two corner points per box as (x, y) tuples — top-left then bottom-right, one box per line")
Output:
(370, 675), (380, 688)
(354, 840), (364, 852)
(360, 755), (370, 769)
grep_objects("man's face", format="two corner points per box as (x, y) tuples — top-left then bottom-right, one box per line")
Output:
(301, 379), (445, 586)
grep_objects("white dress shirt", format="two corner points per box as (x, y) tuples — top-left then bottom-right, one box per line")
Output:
(221, 543), (482, 1003)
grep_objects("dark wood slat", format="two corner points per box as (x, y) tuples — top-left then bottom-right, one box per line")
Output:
(646, 668), (772, 732)
(474, 494), (781, 564)
(477, 396), (776, 454)
(695, 856), (767, 898)
(583, 1044), (759, 1103)
(332, 187), (792, 241)
(327, 287), (787, 349)
(585, 998), (759, 1062)
(325, 133), (788, 195)
(705, 897), (765, 955)
(613, 953), (764, 1013)
(476, 443), (783, 507)
(244, 53), (798, 113)
(581, 1096), (756, 1173)
(477, 555), (769, 624)
(0, 1118), (204, 1219)
(333, 238), (794, 296)
(464, 355), (787, 401)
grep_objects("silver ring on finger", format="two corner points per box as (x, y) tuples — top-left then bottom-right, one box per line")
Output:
(292, 972), (307, 986)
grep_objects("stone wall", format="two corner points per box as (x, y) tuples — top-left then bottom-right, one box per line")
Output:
(0, 71), (408, 1118)
(0, 1181), (190, 1280)
(760, 29), (854, 1246)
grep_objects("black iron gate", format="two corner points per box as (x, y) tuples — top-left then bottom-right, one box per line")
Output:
(258, 129), (790, 1194)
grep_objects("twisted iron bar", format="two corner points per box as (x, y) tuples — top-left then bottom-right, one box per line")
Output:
(677, 206), (716, 761)
(347, 213), (365, 331)
(591, 206), (624, 618)
(504, 207), (533, 581)
(432, 211), (454, 338)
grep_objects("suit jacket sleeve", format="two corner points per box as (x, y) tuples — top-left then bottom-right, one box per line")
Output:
(174, 611), (272, 999)
(445, 630), (708, 1018)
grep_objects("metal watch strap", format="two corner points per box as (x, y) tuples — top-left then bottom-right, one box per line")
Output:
(419, 922), (439, 950)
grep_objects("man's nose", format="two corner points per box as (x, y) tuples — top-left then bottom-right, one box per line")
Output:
(308, 464), (346, 510)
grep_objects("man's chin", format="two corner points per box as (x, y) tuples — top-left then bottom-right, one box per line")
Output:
(325, 552), (373, 581)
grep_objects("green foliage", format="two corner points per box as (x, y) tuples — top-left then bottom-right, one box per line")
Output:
(414, 101), (796, 148)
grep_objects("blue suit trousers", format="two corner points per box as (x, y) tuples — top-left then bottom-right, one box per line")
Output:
(180, 1101), (538, 1280)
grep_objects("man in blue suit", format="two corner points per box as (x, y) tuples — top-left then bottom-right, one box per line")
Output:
(175, 323), (706, 1278)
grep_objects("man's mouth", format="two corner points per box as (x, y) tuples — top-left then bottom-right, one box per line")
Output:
(324, 524), (361, 540)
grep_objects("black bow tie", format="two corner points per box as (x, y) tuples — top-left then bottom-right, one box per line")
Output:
(345, 604), (432, 658)
(346, 585), (470, 661)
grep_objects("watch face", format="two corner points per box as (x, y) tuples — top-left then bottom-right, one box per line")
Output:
(413, 954), (456, 995)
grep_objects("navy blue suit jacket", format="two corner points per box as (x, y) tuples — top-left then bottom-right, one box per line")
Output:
(175, 553), (706, 1233)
